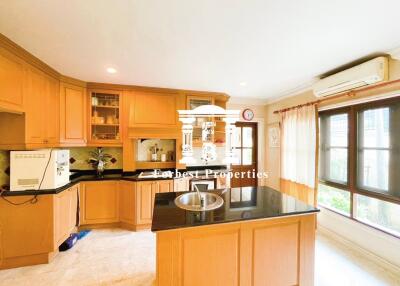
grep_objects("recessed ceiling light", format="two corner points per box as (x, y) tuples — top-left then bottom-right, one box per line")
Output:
(239, 81), (247, 86)
(106, 67), (117, 74)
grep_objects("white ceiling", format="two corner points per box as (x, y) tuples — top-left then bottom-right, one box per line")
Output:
(1, 0), (400, 102)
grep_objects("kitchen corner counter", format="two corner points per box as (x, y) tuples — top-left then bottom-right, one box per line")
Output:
(0, 170), (174, 197)
(151, 186), (319, 232)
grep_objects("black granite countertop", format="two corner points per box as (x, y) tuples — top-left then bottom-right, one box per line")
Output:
(151, 186), (319, 232)
(0, 166), (229, 197)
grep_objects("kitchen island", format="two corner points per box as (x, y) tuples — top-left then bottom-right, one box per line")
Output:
(152, 186), (319, 286)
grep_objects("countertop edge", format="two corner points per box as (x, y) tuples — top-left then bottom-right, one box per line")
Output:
(151, 210), (319, 232)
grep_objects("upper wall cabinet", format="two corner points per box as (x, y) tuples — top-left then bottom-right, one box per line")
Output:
(129, 90), (180, 129)
(88, 89), (123, 146)
(0, 47), (24, 113)
(24, 66), (60, 146)
(59, 81), (87, 146)
(0, 65), (60, 149)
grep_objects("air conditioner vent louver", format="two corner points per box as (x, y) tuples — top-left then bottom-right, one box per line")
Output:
(313, 57), (388, 98)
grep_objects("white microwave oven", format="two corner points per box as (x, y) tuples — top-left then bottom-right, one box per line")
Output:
(10, 149), (70, 191)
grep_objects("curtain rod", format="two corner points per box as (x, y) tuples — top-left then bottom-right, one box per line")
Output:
(273, 78), (400, 114)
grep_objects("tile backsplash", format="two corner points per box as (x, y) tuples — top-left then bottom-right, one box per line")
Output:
(136, 139), (176, 162)
(0, 147), (123, 188)
(69, 147), (123, 170)
(0, 150), (10, 188)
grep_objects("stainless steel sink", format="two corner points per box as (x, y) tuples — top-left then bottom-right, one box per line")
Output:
(174, 192), (224, 211)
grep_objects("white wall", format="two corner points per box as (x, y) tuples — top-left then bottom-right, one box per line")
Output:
(318, 208), (400, 267)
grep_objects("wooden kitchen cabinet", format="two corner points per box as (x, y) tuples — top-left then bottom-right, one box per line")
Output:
(59, 81), (87, 145)
(136, 180), (173, 227)
(129, 90), (179, 128)
(0, 47), (24, 113)
(54, 184), (78, 246)
(80, 181), (119, 225)
(158, 180), (174, 193)
(24, 66), (59, 146)
(119, 181), (136, 227)
(0, 65), (60, 149)
(88, 89), (122, 146)
(136, 181), (158, 226)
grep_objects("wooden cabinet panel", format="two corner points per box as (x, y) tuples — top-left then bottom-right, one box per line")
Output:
(119, 181), (136, 224)
(181, 227), (240, 286)
(129, 91), (178, 128)
(0, 48), (24, 112)
(24, 66), (60, 146)
(80, 181), (119, 224)
(54, 185), (78, 247)
(158, 180), (173, 193)
(136, 181), (157, 225)
(45, 76), (59, 145)
(253, 222), (299, 286)
(156, 214), (316, 286)
(25, 66), (46, 144)
(136, 180), (173, 226)
(60, 82), (87, 145)
(69, 184), (79, 231)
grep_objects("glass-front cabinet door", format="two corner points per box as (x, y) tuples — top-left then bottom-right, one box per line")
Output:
(89, 90), (122, 145)
(186, 95), (215, 146)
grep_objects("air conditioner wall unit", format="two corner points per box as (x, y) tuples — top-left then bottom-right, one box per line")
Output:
(313, 57), (388, 98)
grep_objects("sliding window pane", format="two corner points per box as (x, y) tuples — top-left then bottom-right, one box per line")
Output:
(319, 112), (348, 185)
(318, 183), (350, 215)
(329, 148), (348, 183)
(355, 194), (400, 236)
(357, 105), (399, 197)
(360, 149), (389, 191)
(330, 114), (348, 147)
(361, 108), (389, 148)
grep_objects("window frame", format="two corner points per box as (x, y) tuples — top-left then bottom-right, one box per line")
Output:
(318, 97), (400, 238)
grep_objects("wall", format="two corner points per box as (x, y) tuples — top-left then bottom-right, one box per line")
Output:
(264, 57), (400, 267)
(264, 91), (316, 190)
(264, 58), (400, 190)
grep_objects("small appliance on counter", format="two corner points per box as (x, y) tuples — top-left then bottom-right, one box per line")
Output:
(10, 149), (70, 191)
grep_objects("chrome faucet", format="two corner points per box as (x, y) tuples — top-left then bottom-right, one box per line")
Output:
(193, 184), (205, 208)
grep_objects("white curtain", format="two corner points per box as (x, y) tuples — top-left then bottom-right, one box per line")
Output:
(280, 105), (317, 188)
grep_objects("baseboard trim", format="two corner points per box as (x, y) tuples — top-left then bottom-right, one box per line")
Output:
(317, 224), (400, 275)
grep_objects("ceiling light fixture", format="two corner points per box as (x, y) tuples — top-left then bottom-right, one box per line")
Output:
(239, 82), (247, 86)
(106, 67), (117, 74)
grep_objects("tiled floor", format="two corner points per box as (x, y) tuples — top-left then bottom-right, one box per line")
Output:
(0, 228), (399, 286)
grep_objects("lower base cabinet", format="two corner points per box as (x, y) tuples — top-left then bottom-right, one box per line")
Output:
(79, 181), (120, 225)
(54, 184), (79, 246)
(136, 180), (173, 227)
(79, 179), (174, 230)
(0, 184), (79, 270)
(119, 181), (136, 227)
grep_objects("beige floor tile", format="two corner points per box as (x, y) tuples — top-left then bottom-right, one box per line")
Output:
(0, 228), (399, 286)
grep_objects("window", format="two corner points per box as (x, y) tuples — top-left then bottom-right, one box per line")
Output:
(319, 112), (348, 184)
(318, 98), (400, 237)
(318, 183), (350, 215)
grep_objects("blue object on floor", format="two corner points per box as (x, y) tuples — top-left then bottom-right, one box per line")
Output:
(77, 229), (91, 240)
(59, 233), (78, 251)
